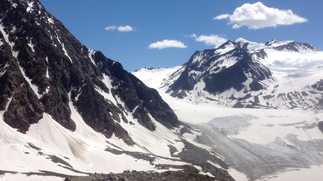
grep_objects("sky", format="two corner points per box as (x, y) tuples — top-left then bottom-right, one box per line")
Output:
(38, 0), (323, 72)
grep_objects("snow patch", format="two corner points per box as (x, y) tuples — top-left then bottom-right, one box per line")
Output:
(28, 39), (35, 52)
(26, 2), (34, 13)
(88, 49), (96, 65)
(0, 62), (9, 77)
(215, 43), (235, 55)
(12, 3), (18, 8)
(56, 36), (73, 63)
(132, 66), (182, 89)
(48, 17), (54, 24)
(17, 59), (42, 99)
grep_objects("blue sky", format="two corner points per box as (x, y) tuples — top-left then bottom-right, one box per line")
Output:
(38, 0), (323, 72)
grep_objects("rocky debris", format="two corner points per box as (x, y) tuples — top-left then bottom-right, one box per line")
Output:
(105, 147), (156, 165)
(65, 170), (229, 181)
(178, 140), (233, 181)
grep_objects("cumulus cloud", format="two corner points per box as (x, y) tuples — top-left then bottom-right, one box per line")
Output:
(148, 39), (187, 49)
(105, 25), (134, 32)
(213, 2), (308, 29)
(187, 34), (227, 48)
(118, 25), (133, 32)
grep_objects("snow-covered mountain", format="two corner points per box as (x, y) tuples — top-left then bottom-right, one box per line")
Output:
(145, 38), (323, 109)
(0, 0), (233, 180)
(1, 0), (323, 180)
(133, 39), (323, 181)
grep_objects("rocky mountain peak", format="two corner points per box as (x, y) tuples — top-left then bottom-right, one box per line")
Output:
(167, 40), (272, 100)
(0, 0), (179, 144)
(159, 37), (323, 109)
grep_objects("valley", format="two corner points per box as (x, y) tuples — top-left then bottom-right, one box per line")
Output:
(1, 0), (323, 180)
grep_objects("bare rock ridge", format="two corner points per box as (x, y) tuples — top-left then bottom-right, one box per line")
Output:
(0, 0), (179, 143)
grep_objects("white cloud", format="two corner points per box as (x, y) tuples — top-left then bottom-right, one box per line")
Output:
(213, 14), (231, 20)
(104, 25), (134, 32)
(104, 26), (117, 31)
(213, 2), (308, 29)
(148, 39), (187, 49)
(189, 34), (197, 38)
(193, 34), (228, 48)
(183, 34), (197, 38)
(117, 25), (133, 32)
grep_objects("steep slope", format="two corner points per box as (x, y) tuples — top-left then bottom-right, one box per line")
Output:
(0, 0), (178, 142)
(158, 39), (323, 109)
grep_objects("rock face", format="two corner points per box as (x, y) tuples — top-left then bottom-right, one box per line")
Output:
(0, 0), (178, 143)
(169, 41), (272, 96)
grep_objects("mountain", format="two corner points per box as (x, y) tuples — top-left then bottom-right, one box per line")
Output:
(155, 38), (323, 109)
(133, 39), (323, 181)
(0, 0), (233, 180)
(0, 0), (180, 141)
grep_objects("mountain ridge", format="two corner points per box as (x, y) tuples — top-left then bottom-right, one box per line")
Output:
(135, 38), (323, 110)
